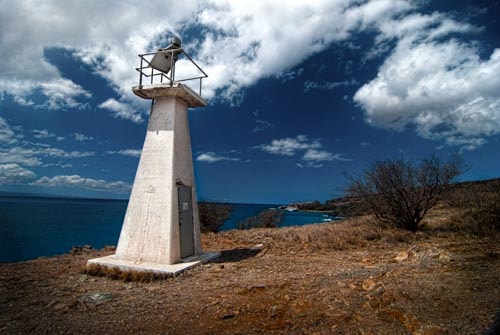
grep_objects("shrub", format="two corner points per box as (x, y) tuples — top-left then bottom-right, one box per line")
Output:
(346, 153), (466, 231)
(198, 202), (232, 233)
(238, 209), (283, 230)
(447, 182), (500, 236)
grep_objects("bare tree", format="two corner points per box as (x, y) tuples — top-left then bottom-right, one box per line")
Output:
(346, 154), (467, 231)
(198, 202), (232, 233)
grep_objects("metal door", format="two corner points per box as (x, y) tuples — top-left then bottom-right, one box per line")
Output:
(178, 185), (194, 258)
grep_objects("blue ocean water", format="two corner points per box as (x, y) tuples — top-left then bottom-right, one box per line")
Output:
(0, 196), (337, 263)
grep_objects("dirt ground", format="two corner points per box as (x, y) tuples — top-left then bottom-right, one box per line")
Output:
(1, 222), (498, 335)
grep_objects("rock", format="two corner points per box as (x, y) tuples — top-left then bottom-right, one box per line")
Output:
(381, 290), (395, 305)
(220, 312), (236, 319)
(270, 305), (278, 318)
(247, 284), (266, 290)
(46, 300), (57, 308)
(395, 251), (409, 262)
(80, 293), (113, 304)
(362, 278), (376, 291)
(438, 253), (451, 261)
(53, 303), (67, 311)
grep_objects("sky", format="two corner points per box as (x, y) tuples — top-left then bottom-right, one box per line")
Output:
(0, 0), (499, 204)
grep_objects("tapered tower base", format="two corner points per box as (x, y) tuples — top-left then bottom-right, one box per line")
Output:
(88, 83), (218, 275)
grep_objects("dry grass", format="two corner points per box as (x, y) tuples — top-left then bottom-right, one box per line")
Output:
(206, 215), (415, 253)
(84, 264), (172, 282)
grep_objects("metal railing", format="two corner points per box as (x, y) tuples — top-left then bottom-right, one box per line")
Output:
(135, 48), (208, 96)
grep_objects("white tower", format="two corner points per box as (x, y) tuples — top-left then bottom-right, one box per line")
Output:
(88, 38), (218, 275)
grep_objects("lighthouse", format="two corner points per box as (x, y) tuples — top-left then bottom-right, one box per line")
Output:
(88, 38), (218, 275)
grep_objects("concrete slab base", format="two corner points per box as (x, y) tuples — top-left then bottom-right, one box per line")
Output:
(87, 252), (220, 276)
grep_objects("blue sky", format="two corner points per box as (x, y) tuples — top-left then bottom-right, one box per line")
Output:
(0, 0), (499, 204)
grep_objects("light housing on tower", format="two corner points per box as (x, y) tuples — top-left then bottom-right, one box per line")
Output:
(134, 37), (207, 97)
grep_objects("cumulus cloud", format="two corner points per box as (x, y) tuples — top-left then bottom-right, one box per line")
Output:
(0, 117), (22, 144)
(32, 175), (131, 193)
(0, 78), (91, 111)
(257, 135), (352, 168)
(98, 98), (144, 124)
(258, 135), (349, 167)
(351, 5), (499, 149)
(258, 135), (321, 157)
(354, 40), (500, 149)
(196, 152), (240, 163)
(107, 149), (142, 157)
(0, 164), (37, 185)
(0, 0), (497, 150)
(0, 119), (94, 168)
(0, 0), (415, 111)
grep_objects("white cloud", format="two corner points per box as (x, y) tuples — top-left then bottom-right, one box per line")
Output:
(303, 149), (352, 162)
(0, 117), (22, 144)
(0, 0), (416, 112)
(42, 162), (73, 169)
(354, 40), (500, 149)
(32, 129), (56, 139)
(38, 78), (91, 110)
(0, 147), (94, 167)
(98, 98), (144, 124)
(32, 175), (131, 194)
(107, 149), (142, 157)
(303, 79), (358, 92)
(0, 164), (37, 185)
(0, 0), (496, 149)
(275, 68), (304, 82)
(196, 152), (240, 163)
(0, 78), (91, 111)
(258, 135), (321, 156)
(0, 147), (42, 167)
(73, 132), (93, 142)
(0, 118), (94, 169)
(302, 149), (335, 162)
(253, 119), (275, 133)
(259, 135), (351, 167)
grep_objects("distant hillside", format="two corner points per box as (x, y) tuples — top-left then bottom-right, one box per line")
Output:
(295, 178), (500, 217)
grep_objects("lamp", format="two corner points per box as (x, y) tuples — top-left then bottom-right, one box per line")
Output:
(149, 37), (182, 74)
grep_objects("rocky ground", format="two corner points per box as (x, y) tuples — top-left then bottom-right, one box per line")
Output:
(1, 219), (498, 334)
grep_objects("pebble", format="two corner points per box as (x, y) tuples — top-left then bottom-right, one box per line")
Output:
(362, 278), (376, 291)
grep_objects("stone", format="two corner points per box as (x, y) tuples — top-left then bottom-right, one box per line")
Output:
(362, 278), (376, 291)
(395, 251), (409, 262)
(80, 293), (113, 304)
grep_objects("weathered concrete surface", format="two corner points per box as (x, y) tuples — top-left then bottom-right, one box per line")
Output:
(89, 85), (209, 271)
(87, 252), (220, 276)
(132, 83), (207, 107)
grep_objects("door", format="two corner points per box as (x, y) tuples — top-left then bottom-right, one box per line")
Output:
(178, 185), (194, 258)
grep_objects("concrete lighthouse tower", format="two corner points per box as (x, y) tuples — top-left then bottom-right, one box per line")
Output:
(88, 38), (218, 275)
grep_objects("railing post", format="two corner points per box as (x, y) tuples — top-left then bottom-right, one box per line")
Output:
(139, 56), (143, 87)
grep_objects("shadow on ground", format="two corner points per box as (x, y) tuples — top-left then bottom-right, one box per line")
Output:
(214, 248), (262, 263)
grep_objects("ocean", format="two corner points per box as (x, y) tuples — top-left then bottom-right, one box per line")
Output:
(0, 196), (337, 263)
